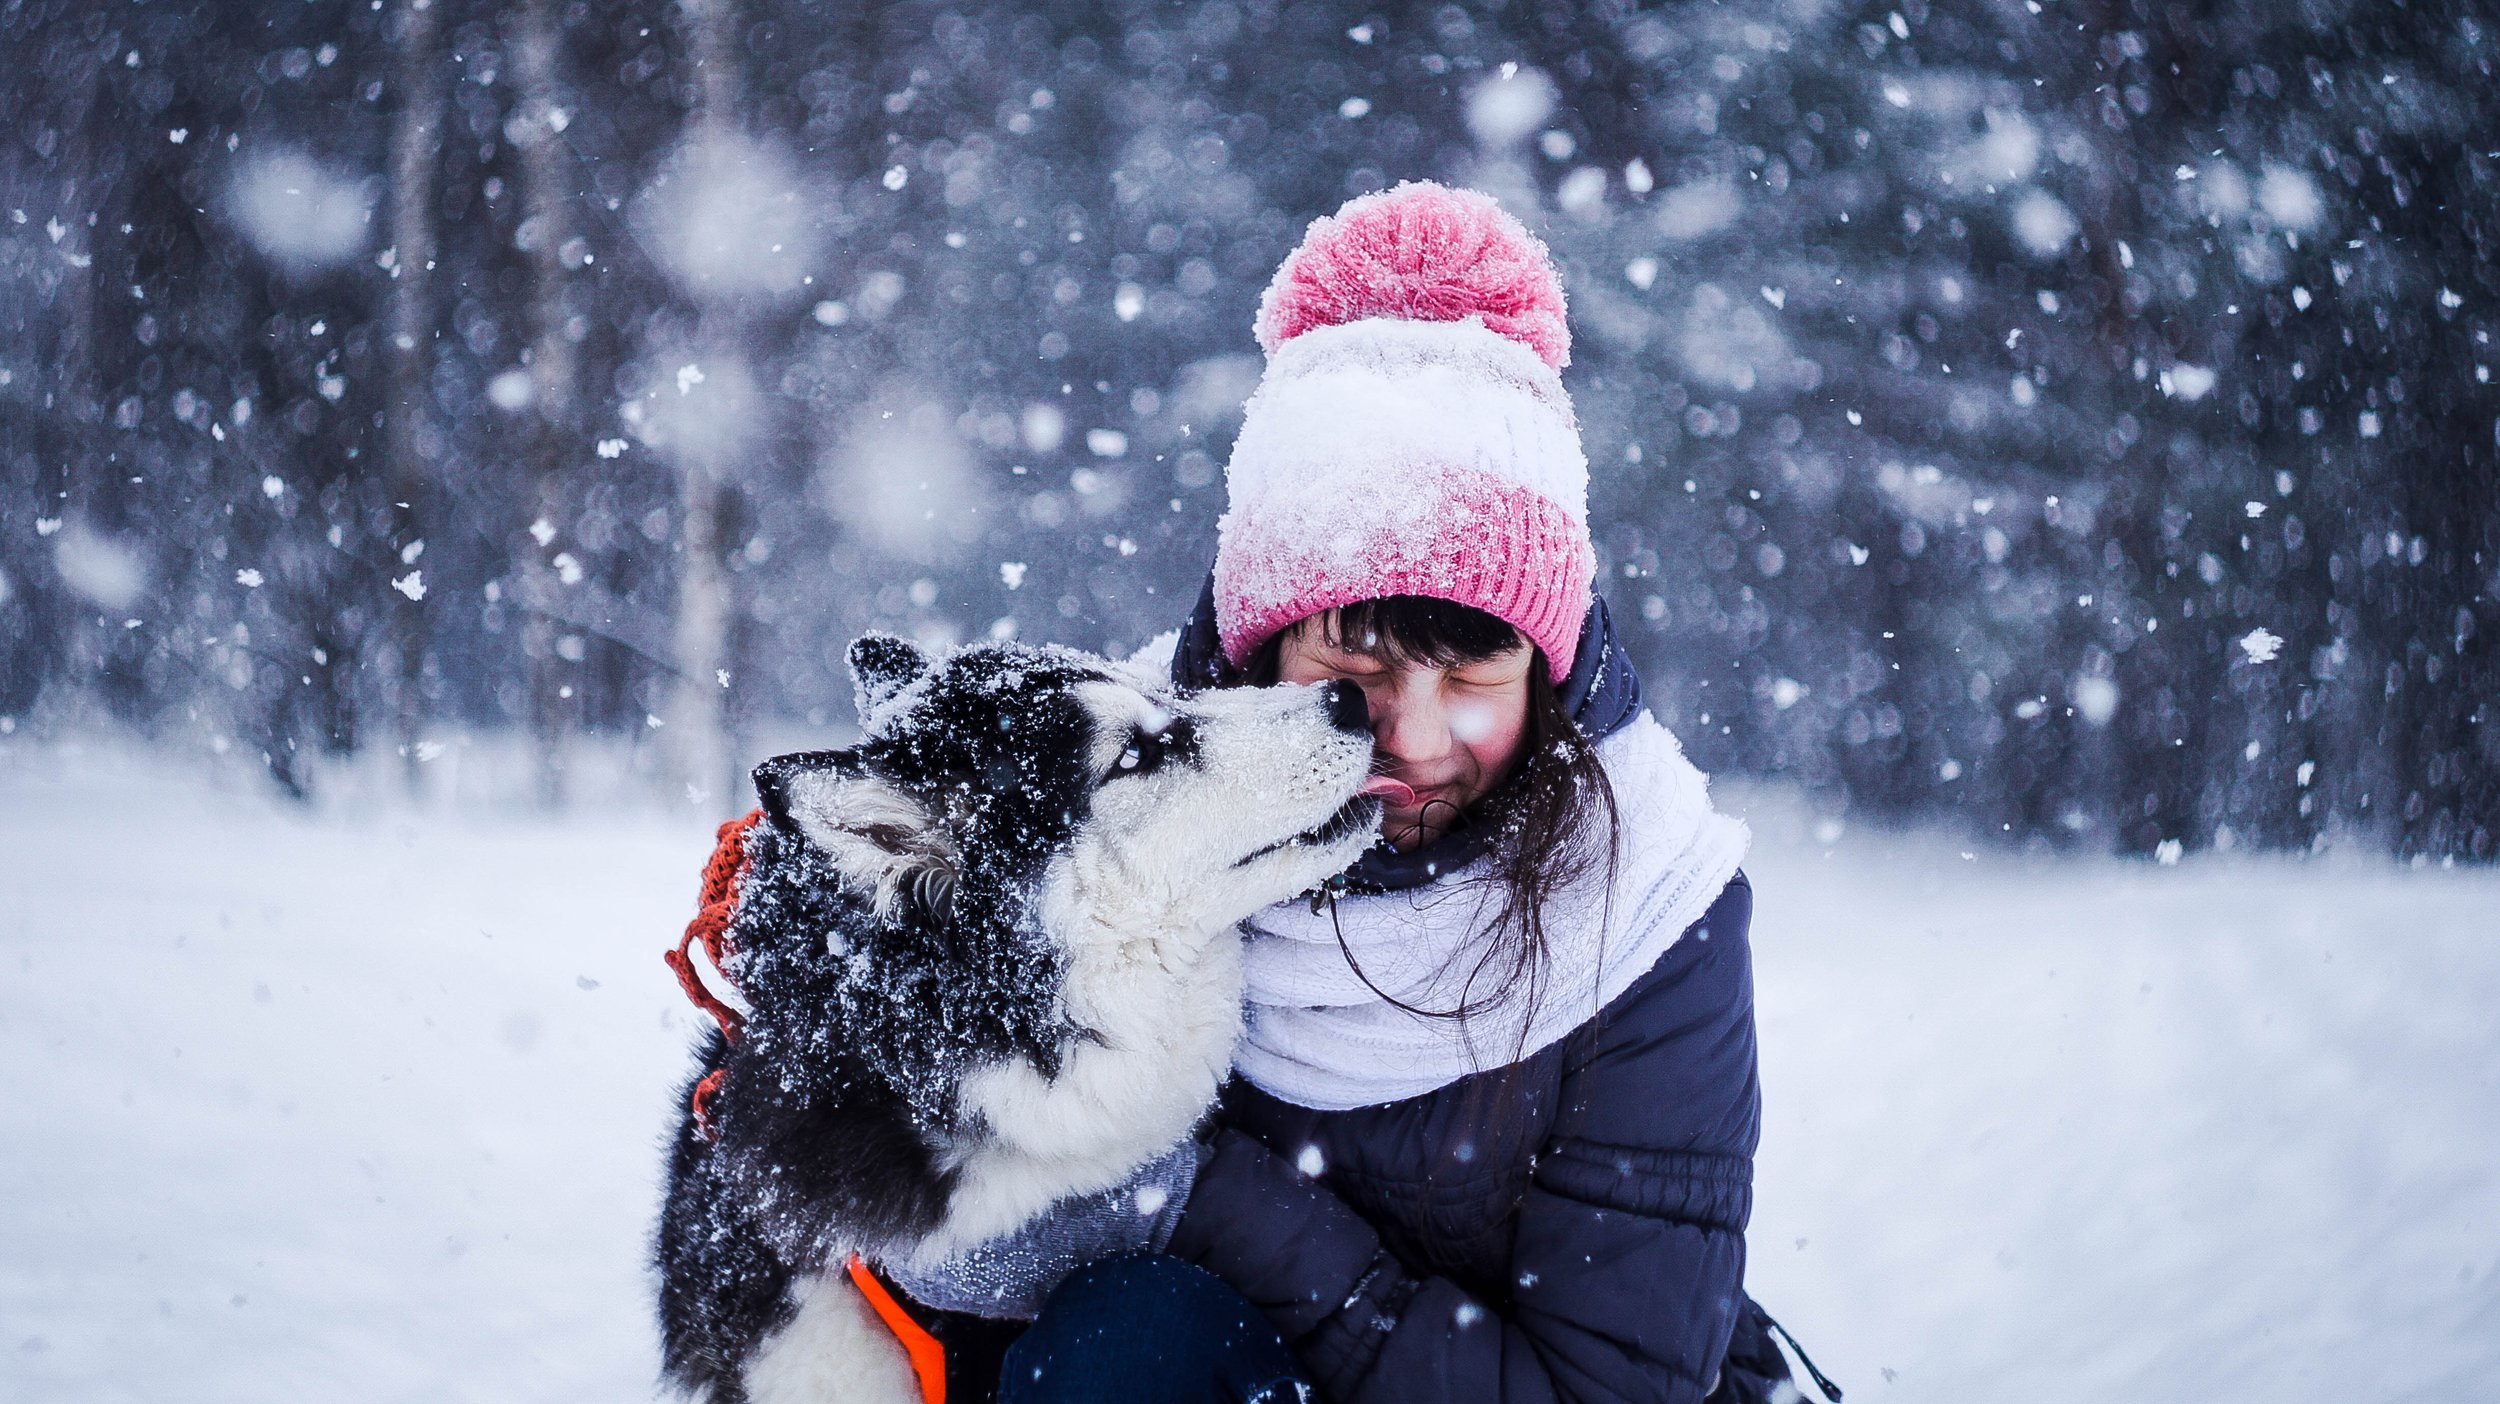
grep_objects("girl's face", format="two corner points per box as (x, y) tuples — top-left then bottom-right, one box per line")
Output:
(1274, 614), (1535, 850)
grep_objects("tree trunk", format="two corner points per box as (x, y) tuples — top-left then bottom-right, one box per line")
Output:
(666, 459), (739, 811)
(383, 0), (447, 796)
(659, 0), (749, 817)
(510, 0), (582, 807)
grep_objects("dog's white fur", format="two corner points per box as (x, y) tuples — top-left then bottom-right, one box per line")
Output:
(744, 1270), (922, 1404)
(733, 666), (1375, 1402)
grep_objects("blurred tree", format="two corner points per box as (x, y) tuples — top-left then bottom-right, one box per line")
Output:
(383, 0), (448, 793)
(508, 0), (588, 805)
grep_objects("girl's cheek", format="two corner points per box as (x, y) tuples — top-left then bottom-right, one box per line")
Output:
(1449, 696), (1529, 775)
(1446, 698), (1503, 745)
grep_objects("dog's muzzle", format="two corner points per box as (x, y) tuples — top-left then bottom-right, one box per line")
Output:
(1233, 792), (1383, 868)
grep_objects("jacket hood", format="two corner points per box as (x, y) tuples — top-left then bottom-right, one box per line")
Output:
(1169, 573), (1644, 891)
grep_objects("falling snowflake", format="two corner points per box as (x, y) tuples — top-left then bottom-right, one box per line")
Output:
(2238, 627), (2283, 664)
(2160, 364), (2216, 400)
(391, 570), (426, 602)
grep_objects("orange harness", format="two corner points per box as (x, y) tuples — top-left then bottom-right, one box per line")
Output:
(848, 1254), (950, 1404)
(666, 810), (950, 1403)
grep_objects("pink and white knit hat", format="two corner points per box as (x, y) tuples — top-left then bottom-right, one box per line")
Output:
(1212, 181), (1596, 680)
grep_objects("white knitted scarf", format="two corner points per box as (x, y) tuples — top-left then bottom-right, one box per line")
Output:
(1233, 711), (1750, 1112)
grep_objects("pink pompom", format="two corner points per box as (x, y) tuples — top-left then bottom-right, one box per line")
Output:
(1254, 181), (1571, 369)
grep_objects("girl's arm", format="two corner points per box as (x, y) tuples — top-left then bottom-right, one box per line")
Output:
(1169, 876), (1759, 1404)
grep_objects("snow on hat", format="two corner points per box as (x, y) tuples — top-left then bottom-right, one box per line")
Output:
(1213, 180), (1596, 681)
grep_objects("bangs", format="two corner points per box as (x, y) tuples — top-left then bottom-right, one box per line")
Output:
(1304, 596), (1524, 670)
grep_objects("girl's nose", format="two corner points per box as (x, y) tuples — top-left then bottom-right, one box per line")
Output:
(1369, 690), (1451, 765)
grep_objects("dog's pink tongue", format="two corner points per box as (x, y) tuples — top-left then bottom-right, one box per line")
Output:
(1359, 776), (1419, 808)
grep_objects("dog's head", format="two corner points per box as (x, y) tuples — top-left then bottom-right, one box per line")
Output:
(753, 633), (1381, 958)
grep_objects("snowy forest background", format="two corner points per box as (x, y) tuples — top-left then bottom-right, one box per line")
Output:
(8, 6), (2500, 1401)
(4, 0), (2496, 860)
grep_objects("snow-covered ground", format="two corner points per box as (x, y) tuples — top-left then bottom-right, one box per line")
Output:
(1734, 795), (2500, 1403)
(3, 743), (2494, 1403)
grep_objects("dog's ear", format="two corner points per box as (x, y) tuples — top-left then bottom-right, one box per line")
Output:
(848, 633), (933, 725)
(754, 750), (959, 921)
(1101, 631), (1182, 698)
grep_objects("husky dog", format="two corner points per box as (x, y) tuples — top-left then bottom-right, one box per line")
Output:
(656, 634), (1382, 1404)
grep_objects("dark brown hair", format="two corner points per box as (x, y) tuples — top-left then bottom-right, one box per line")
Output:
(1243, 596), (1619, 1047)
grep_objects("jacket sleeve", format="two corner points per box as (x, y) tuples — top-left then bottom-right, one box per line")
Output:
(1168, 875), (1760, 1404)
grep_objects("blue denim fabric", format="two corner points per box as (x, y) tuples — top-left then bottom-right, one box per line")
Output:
(997, 1255), (1313, 1404)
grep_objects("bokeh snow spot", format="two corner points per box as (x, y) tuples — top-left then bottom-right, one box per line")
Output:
(487, 369), (535, 412)
(1022, 403), (1067, 454)
(1466, 66), (1556, 148)
(2257, 164), (2325, 232)
(226, 150), (374, 267)
(2011, 189), (2080, 258)
(2160, 365), (2217, 401)
(2072, 675), (2119, 729)
(53, 522), (147, 610)
(636, 128), (822, 302)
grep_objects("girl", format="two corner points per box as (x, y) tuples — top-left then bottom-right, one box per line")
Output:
(891, 183), (1829, 1404)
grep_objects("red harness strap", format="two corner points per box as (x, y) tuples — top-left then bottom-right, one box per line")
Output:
(665, 809), (763, 1139)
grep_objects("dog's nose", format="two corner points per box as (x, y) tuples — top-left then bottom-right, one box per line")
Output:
(751, 749), (851, 825)
(751, 758), (796, 824)
(1321, 679), (1371, 735)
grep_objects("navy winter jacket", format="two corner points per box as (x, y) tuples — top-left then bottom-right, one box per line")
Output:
(1163, 584), (1761, 1403)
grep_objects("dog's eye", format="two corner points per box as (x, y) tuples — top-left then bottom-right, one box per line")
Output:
(1102, 714), (1194, 786)
(1109, 727), (1168, 782)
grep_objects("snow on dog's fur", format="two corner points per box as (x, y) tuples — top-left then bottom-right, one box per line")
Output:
(655, 635), (1381, 1403)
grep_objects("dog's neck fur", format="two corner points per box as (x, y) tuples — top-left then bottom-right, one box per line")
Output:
(921, 849), (1248, 1259)
(719, 821), (1243, 1265)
